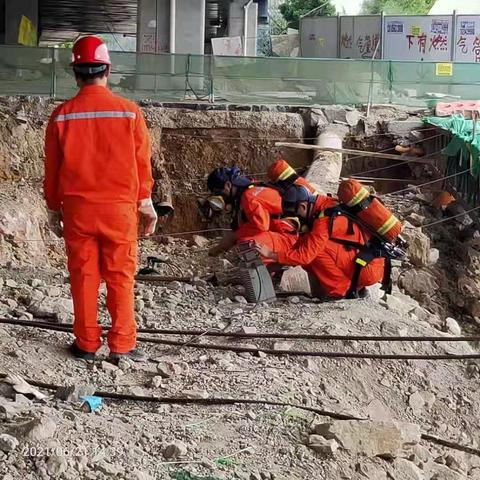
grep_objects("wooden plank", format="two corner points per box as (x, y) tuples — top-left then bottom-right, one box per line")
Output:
(275, 142), (435, 164)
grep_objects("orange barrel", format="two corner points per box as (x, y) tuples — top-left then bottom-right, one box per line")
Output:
(267, 159), (317, 194)
(337, 178), (402, 242)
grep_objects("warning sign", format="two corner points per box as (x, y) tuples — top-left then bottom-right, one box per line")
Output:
(460, 20), (475, 36)
(387, 21), (404, 34)
(436, 63), (453, 76)
(431, 20), (449, 34)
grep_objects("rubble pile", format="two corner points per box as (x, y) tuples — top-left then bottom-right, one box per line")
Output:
(1, 237), (480, 479)
(383, 190), (480, 324)
(1, 97), (480, 478)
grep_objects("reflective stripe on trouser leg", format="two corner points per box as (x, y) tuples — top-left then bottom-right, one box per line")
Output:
(65, 236), (103, 353)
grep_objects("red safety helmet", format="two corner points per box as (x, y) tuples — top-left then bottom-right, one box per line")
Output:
(71, 35), (111, 66)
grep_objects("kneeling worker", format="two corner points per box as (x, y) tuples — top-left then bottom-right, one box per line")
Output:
(206, 166), (298, 261)
(44, 36), (158, 361)
(254, 185), (386, 298)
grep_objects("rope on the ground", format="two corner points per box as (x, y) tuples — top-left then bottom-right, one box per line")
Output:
(0, 319), (478, 360)
(1, 318), (480, 343)
(0, 372), (478, 457)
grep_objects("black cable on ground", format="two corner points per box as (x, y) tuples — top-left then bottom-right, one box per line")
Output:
(2, 318), (480, 343)
(1, 318), (479, 360)
(136, 336), (480, 360)
(1, 372), (479, 458)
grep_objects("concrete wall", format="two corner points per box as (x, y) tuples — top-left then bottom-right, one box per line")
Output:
(5, 0), (38, 45)
(245, 2), (258, 56)
(228, 0), (258, 56)
(174, 0), (205, 54)
(137, 0), (170, 53)
(228, 1), (245, 38)
(137, 0), (205, 54)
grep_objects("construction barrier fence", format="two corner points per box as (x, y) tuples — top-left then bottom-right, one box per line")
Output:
(1, 45), (480, 106)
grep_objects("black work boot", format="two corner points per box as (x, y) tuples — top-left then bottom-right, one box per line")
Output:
(108, 348), (148, 364)
(68, 342), (96, 361)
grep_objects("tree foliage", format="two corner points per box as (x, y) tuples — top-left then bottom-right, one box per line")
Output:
(361, 0), (435, 15)
(279, 0), (336, 30)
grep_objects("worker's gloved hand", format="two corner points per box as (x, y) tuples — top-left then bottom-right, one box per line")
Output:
(138, 198), (158, 236)
(47, 210), (63, 238)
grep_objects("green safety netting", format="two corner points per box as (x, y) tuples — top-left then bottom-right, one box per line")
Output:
(424, 114), (480, 206)
(2, 45), (480, 106)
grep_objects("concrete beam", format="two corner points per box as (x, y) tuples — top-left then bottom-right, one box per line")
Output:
(228, 0), (258, 56)
(174, 0), (205, 55)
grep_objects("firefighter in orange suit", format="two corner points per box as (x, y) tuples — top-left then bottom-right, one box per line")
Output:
(206, 167), (298, 261)
(255, 185), (385, 298)
(44, 36), (158, 362)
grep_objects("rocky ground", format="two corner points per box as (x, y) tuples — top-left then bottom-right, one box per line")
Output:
(2, 96), (480, 479)
(1, 236), (480, 480)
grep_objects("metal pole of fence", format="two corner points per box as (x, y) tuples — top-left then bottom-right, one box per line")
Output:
(336, 13), (340, 58)
(366, 39), (381, 117)
(50, 47), (57, 99)
(388, 60), (393, 104)
(380, 11), (385, 60)
(451, 10), (457, 62)
(449, 10), (457, 100)
(209, 55), (215, 103)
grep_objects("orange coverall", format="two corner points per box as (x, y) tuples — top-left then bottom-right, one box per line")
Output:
(44, 85), (153, 354)
(235, 185), (298, 259)
(277, 196), (385, 298)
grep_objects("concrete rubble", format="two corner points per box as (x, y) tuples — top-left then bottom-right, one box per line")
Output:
(311, 420), (421, 458)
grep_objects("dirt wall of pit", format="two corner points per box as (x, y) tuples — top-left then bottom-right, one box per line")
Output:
(143, 106), (310, 232)
(0, 98), (310, 266)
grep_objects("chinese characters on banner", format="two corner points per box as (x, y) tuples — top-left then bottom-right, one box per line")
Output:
(302, 14), (480, 61)
(140, 34), (156, 53)
(384, 16), (452, 61)
(455, 16), (480, 62)
(355, 34), (380, 58)
(300, 17), (339, 57)
(340, 16), (382, 59)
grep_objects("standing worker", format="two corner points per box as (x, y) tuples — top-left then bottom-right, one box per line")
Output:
(44, 36), (158, 362)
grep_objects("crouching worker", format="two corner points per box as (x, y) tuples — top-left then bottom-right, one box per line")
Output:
(44, 36), (158, 362)
(254, 185), (386, 299)
(205, 167), (298, 263)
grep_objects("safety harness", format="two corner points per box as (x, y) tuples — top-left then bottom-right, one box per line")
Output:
(317, 205), (405, 299)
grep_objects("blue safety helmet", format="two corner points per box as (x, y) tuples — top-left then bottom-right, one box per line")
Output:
(281, 185), (316, 214)
(207, 166), (251, 194)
